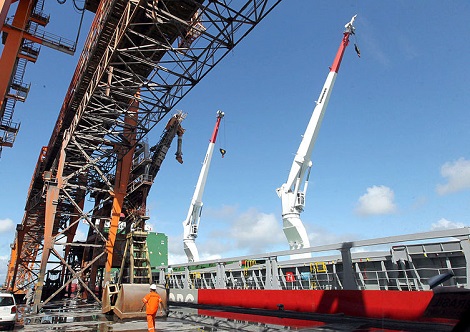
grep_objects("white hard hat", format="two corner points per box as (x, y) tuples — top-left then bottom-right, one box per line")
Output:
(150, 284), (157, 290)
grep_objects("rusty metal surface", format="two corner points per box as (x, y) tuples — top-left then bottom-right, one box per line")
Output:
(113, 283), (167, 320)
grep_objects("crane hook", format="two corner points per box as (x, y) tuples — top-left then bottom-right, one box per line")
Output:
(354, 43), (361, 58)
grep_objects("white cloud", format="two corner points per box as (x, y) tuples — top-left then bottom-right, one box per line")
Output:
(0, 219), (15, 233)
(436, 158), (470, 195)
(168, 252), (188, 265)
(167, 206), (285, 263)
(73, 229), (87, 242)
(167, 234), (185, 264)
(0, 255), (9, 286)
(205, 205), (238, 219)
(199, 253), (222, 261)
(228, 208), (285, 253)
(308, 227), (357, 246)
(355, 185), (397, 216)
(431, 218), (465, 231)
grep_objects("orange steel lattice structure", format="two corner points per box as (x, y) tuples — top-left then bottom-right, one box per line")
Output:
(4, 0), (282, 311)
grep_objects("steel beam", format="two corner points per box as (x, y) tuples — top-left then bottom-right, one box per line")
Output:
(0, 0), (33, 115)
(104, 93), (139, 284)
(0, 0), (13, 31)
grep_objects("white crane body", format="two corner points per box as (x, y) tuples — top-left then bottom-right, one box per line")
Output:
(276, 16), (357, 255)
(183, 111), (224, 262)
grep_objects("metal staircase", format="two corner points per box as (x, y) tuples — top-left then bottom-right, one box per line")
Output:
(119, 231), (152, 284)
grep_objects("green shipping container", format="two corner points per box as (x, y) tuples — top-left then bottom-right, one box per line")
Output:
(147, 232), (168, 271)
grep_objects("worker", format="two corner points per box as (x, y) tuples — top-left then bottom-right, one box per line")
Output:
(142, 284), (163, 331)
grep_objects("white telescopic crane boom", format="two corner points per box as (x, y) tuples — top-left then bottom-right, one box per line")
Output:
(183, 110), (225, 262)
(276, 15), (357, 255)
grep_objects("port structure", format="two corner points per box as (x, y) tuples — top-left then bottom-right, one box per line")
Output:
(4, 0), (282, 311)
(0, 0), (76, 156)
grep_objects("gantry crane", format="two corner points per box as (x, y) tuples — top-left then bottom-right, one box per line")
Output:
(183, 110), (224, 262)
(4, 0), (283, 313)
(276, 15), (359, 255)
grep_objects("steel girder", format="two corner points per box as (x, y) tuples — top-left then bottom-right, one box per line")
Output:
(7, 0), (282, 309)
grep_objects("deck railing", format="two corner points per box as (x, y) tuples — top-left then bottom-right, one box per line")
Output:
(159, 228), (470, 292)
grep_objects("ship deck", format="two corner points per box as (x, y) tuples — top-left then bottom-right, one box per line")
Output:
(16, 299), (456, 331)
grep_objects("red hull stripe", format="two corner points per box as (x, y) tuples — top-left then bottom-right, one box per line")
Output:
(198, 289), (445, 322)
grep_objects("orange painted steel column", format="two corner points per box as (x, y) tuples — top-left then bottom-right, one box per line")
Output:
(5, 236), (18, 291)
(103, 94), (139, 285)
(7, 222), (35, 294)
(0, 0), (34, 114)
(33, 140), (67, 309)
(7, 148), (46, 292)
(0, 0), (13, 31)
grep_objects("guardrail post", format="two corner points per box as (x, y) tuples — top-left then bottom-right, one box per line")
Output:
(265, 257), (281, 290)
(215, 262), (226, 289)
(458, 236), (470, 288)
(158, 267), (166, 285)
(183, 266), (190, 289)
(340, 242), (357, 290)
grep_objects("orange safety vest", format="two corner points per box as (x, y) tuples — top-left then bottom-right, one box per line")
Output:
(143, 292), (162, 315)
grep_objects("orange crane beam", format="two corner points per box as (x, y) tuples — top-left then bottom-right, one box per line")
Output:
(0, 0), (34, 117)
(0, 0), (74, 153)
(0, 0), (14, 31)
(104, 93), (139, 285)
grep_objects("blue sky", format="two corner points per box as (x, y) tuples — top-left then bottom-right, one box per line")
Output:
(0, 1), (469, 279)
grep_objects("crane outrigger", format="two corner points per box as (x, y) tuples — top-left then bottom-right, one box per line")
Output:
(276, 15), (359, 255)
(183, 111), (225, 262)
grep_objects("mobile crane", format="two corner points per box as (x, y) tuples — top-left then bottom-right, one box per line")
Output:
(183, 111), (224, 262)
(276, 15), (359, 255)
